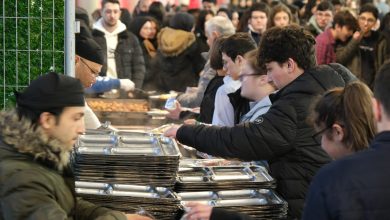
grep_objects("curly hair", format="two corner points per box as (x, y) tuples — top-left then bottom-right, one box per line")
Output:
(258, 24), (316, 69)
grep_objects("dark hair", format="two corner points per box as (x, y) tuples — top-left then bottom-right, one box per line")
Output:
(267, 3), (293, 28)
(169, 12), (195, 32)
(16, 106), (64, 128)
(148, 1), (166, 25)
(331, 0), (344, 6)
(101, 0), (120, 8)
(303, 0), (319, 20)
(236, 10), (251, 32)
(120, 8), (132, 30)
(258, 25), (316, 69)
(374, 61), (390, 116)
(332, 10), (358, 31)
(217, 8), (232, 20)
(316, 1), (334, 12)
(220, 33), (257, 61)
(209, 36), (226, 70)
(202, 0), (216, 3)
(311, 81), (375, 152)
(359, 3), (379, 20)
(196, 10), (215, 35)
(380, 12), (390, 55)
(249, 2), (270, 18)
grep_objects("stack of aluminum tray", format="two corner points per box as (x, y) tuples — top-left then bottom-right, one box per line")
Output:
(175, 159), (276, 192)
(179, 189), (288, 219)
(76, 181), (180, 220)
(72, 130), (180, 188)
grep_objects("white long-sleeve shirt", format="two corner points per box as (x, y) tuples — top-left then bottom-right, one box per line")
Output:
(211, 76), (241, 126)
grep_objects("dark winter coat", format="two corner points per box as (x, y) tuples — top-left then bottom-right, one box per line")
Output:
(228, 88), (250, 125)
(303, 131), (390, 220)
(92, 29), (146, 89)
(176, 63), (357, 218)
(179, 75), (224, 124)
(0, 110), (126, 220)
(335, 31), (388, 88)
(153, 27), (206, 92)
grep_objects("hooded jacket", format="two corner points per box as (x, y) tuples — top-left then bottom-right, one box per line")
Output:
(0, 110), (126, 220)
(153, 27), (206, 92)
(176, 63), (357, 218)
(93, 19), (145, 89)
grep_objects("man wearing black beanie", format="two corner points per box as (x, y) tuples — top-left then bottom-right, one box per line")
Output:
(76, 24), (135, 93)
(0, 72), (152, 220)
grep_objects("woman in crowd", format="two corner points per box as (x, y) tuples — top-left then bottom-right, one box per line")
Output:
(267, 3), (294, 28)
(309, 81), (376, 159)
(303, 81), (377, 218)
(195, 10), (215, 53)
(129, 16), (159, 91)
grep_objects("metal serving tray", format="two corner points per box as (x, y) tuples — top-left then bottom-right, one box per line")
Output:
(75, 132), (180, 157)
(179, 189), (286, 207)
(76, 181), (177, 199)
(177, 166), (272, 183)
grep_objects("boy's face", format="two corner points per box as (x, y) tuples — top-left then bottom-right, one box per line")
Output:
(222, 52), (241, 80)
(358, 12), (376, 34)
(249, 11), (268, 34)
(265, 61), (289, 89)
(315, 10), (333, 29)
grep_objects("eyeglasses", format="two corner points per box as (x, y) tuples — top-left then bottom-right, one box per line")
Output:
(79, 57), (101, 75)
(239, 73), (263, 81)
(312, 127), (329, 145)
(358, 16), (376, 24)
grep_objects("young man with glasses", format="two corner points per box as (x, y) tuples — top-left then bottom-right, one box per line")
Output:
(305, 1), (335, 37)
(336, 3), (388, 89)
(75, 33), (134, 129)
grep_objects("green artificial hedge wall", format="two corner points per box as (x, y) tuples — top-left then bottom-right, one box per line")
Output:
(0, 0), (65, 109)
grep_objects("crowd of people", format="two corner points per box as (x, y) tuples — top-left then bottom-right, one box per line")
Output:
(2, 0), (390, 219)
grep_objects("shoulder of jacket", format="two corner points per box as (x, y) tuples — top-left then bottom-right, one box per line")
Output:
(92, 29), (104, 36)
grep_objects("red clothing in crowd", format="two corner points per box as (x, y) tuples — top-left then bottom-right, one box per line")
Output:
(315, 28), (336, 65)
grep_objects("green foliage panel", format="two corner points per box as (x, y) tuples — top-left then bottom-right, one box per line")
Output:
(0, 0), (65, 109)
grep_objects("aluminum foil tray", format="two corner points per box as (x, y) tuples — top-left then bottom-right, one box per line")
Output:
(72, 130), (180, 188)
(75, 132), (180, 157)
(178, 189), (288, 219)
(175, 160), (275, 191)
(76, 181), (181, 220)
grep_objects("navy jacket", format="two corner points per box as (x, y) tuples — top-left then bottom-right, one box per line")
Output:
(303, 131), (390, 220)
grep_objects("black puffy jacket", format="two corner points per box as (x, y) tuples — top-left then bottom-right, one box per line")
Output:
(92, 30), (146, 89)
(176, 64), (357, 218)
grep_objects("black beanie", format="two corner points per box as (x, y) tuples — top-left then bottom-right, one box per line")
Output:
(15, 72), (85, 110)
(169, 12), (195, 32)
(76, 29), (104, 65)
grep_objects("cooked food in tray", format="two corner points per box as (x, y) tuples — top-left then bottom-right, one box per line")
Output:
(86, 99), (148, 112)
